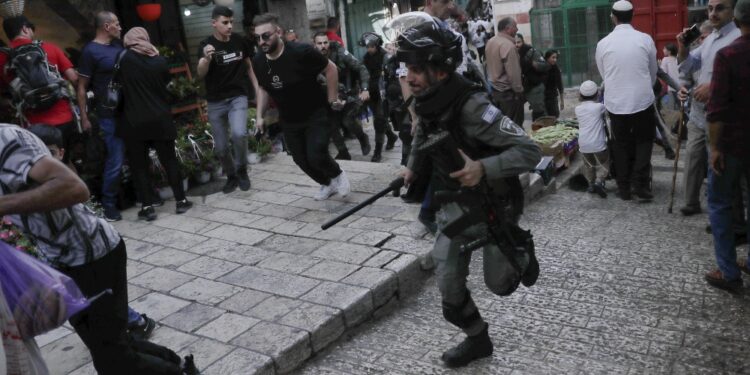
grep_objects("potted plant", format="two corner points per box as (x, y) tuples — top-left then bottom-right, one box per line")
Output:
(168, 77), (200, 107)
(247, 135), (272, 164)
(194, 148), (215, 184)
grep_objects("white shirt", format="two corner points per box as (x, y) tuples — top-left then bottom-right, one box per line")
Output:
(660, 56), (679, 92)
(472, 32), (486, 49)
(595, 24), (657, 115)
(575, 101), (608, 153)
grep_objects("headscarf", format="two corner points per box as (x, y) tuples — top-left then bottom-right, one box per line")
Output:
(123, 27), (159, 57)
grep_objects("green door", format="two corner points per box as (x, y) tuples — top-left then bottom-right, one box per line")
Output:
(344, 0), (389, 60)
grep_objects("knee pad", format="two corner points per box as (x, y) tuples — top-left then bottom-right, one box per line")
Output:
(442, 291), (481, 329)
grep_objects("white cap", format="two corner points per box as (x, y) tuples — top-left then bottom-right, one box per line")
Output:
(580, 81), (598, 97)
(612, 0), (633, 11)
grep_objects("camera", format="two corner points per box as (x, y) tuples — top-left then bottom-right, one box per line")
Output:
(682, 24), (701, 46)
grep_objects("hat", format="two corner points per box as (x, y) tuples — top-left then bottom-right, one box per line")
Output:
(612, 0), (633, 11)
(580, 80), (598, 96)
(736, 0), (750, 24)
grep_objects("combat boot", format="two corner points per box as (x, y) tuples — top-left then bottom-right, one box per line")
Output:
(359, 133), (372, 156)
(335, 149), (352, 160)
(441, 323), (493, 368)
(371, 142), (383, 162)
(385, 131), (398, 150)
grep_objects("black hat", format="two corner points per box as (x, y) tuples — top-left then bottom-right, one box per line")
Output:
(396, 18), (462, 71)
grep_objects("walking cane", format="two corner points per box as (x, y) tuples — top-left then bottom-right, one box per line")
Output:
(667, 99), (686, 213)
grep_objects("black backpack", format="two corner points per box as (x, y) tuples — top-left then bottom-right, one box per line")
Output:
(1, 41), (68, 113)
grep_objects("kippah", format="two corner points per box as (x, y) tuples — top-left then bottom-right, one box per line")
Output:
(579, 80), (599, 97)
(612, 0), (633, 11)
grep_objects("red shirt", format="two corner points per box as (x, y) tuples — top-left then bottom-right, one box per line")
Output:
(707, 34), (750, 160)
(326, 30), (344, 46)
(0, 38), (74, 126)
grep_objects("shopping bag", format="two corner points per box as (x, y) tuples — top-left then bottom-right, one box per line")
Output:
(0, 240), (90, 339)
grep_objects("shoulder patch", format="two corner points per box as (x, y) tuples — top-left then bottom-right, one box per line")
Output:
(499, 117), (526, 136)
(481, 104), (500, 124)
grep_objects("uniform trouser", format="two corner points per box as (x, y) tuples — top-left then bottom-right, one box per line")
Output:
(524, 84), (546, 121)
(330, 101), (367, 152)
(390, 110), (412, 166)
(207, 96), (249, 176)
(491, 90), (524, 127)
(544, 95), (560, 118)
(682, 121), (708, 210)
(65, 241), (183, 375)
(609, 106), (656, 192)
(125, 139), (185, 207)
(98, 118), (124, 210)
(368, 96), (394, 145)
(283, 108), (342, 186)
(582, 150), (611, 185)
(433, 222), (526, 336)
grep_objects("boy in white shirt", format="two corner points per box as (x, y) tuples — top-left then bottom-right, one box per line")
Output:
(575, 80), (610, 198)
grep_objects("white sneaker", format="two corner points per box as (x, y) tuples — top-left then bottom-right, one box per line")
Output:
(314, 184), (335, 201)
(333, 171), (350, 197)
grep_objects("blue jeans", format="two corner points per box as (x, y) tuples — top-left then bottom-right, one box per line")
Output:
(207, 96), (248, 176)
(127, 306), (141, 326)
(100, 117), (124, 209)
(707, 154), (750, 280)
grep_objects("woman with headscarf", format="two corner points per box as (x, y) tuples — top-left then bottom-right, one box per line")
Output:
(117, 27), (192, 221)
(543, 49), (564, 118)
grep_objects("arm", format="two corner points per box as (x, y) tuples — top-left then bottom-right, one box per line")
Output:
(253, 62), (269, 134)
(76, 76), (91, 131)
(506, 47), (524, 94)
(244, 57), (259, 94)
(706, 52), (731, 174)
(196, 43), (214, 79)
(0, 156), (89, 216)
(63, 68), (78, 85)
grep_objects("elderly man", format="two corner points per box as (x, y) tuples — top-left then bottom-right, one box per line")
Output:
(703, 0), (750, 292)
(596, 0), (658, 201)
(485, 17), (524, 127)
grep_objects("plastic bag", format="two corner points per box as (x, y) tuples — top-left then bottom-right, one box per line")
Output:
(0, 240), (90, 340)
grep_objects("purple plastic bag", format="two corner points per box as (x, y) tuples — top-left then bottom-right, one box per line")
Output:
(0, 240), (90, 340)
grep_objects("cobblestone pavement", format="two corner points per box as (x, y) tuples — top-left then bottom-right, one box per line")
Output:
(296, 154), (750, 374)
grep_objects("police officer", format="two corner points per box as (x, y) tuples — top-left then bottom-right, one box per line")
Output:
(516, 34), (551, 121)
(313, 32), (371, 160)
(361, 32), (399, 162)
(398, 19), (542, 368)
(382, 44), (413, 166)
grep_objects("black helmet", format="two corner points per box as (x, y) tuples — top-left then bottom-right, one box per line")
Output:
(395, 14), (462, 71)
(358, 32), (383, 47)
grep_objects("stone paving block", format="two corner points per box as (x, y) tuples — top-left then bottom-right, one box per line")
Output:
(37, 326), (73, 347)
(257, 234), (327, 255)
(346, 216), (404, 232)
(383, 254), (424, 295)
(279, 302), (346, 353)
(203, 224), (272, 246)
(179, 337), (236, 371)
(181, 238), (235, 256)
(114, 221), (162, 240)
(288, 197), (349, 212)
(246, 295), (303, 321)
(341, 267), (398, 308)
(362, 250), (400, 268)
(211, 244), (275, 265)
(219, 289), (273, 313)
(307, 225), (365, 242)
(257, 252), (321, 274)
(149, 325), (201, 352)
(272, 220), (310, 235)
(152, 214), (216, 234)
(41, 332), (92, 375)
(242, 177), (289, 191)
(381, 235), (434, 257)
(348, 230), (392, 246)
(231, 321), (312, 373)
(128, 284), (150, 301)
(246, 216), (289, 231)
(359, 204), (406, 219)
(207, 196), (267, 213)
(130, 292), (191, 320)
(177, 256), (241, 280)
(203, 208), (264, 227)
(126, 259), (154, 278)
(124, 238), (163, 260)
(162, 302), (225, 332)
(130, 268), (195, 293)
(253, 170), (317, 186)
(245, 190), (302, 205)
(142, 228), (209, 250)
(218, 266), (320, 298)
(311, 242), (378, 265)
(67, 363), (97, 375)
(171, 278), (243, 305)
(195, 313), (261, 342)
(301, 260), (360, 281)
(203, 348), (275, 375)
(300, 281), (373, 327)
(141, 248), (200, 269)
(255, 203), (307, 218)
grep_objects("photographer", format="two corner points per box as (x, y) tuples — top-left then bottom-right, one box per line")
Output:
(677, 0), (740, 216)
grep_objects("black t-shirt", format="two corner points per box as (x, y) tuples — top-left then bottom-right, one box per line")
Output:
(198, 34), (253, 101)
(251, 42), (328, 123)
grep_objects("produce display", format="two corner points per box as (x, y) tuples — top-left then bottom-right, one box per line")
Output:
(531, 124), (579, 144)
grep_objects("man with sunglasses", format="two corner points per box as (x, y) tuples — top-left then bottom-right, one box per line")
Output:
(677, 0), (741, 217)
(197, 5), (257, 194)
(251, 13), (350, 201)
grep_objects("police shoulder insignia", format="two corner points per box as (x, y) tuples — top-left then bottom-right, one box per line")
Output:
(481, 104), (500, 124)
(499, 117), (526, 136)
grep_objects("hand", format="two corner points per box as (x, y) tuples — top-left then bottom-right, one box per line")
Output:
(677, 28), (689, 46)
(693, 83), (710, 103)
(710, 149), (725, 176)
(203, 44), (215, 60)
(400, 167), (415, 187)
(411, 119), (419, 136)
(330, 99), (345, 111)
(359, 91), (370, 102)
(81, 117), (92, 132)
(448, 149), (485, 187)
(559, 97), (565, 111)
(255, 117), (265, 135)
(677, 86), (690, 102)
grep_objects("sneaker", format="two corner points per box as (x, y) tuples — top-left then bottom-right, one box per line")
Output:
(222, 175), (239, 194)
(333, 171), (351, 198)
(182, 354), (200, 375)
(680, 206), (702, 216)
(359, 134), (372, 156)
(128, 314), (156, 340)
(704, 269), (743, 292)
(104, 206), (122, 222)
(238, 169), (251, 191)
(138, 206), (157, 221)
(314, 184), (335, 201)
(592, 182), (607, 198)
(176, 199), (193, 214)
(152, 198), (165, 207)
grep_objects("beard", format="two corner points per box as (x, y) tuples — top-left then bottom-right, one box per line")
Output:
(262, 38), (280, 54)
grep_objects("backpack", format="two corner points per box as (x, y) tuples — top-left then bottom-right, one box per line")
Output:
(1, 41), (68, 113)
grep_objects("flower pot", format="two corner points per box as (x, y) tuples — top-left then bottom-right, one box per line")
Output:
(211, 166), (223, 180)
(247, 153), (262, 165)
(157, 186), (174, 200)
(195, 171), (211, 184)
(136, 4), (162, 22)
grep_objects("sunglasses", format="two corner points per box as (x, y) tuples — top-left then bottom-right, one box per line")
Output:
(256, 32), (274, 41)
(707, 4), (728, 12)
